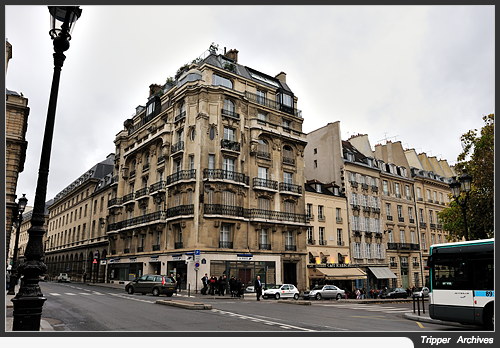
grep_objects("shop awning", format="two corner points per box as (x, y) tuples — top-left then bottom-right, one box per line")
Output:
(368, 266), (397, 279)
(309, 250), (319, 257)
(311, 267), (367, 280)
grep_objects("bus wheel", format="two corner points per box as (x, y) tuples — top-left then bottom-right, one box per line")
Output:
(484, 304), (494, 330)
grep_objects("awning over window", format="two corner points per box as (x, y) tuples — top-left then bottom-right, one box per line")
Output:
(309, 251), (319, 257)
(309, 267), (367, 280)
(368, 266), (398, 279)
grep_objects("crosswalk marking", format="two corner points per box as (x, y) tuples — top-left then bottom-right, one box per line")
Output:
(49, 293), (61, 296)
(319, 303), (411, 314)
(64, 293), (76, 296)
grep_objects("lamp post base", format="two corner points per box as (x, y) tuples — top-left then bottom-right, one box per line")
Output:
(11, 296), (47, 331)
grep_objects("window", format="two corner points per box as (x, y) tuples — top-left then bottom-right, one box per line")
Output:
(146, 102), (155, 116)
(177, 129), (184, 143)
(283, 172), (293, 184)
(223, 126), (235, 141)
(259, 229), (269, 247)
(388, 229), (394, 243)
(429, 210), (434, 224)
(189, 155), (195, 171)
(223, 157), (235, 174)
(405, 185), (411, 199)
(223, 99), (235, 114)
(256, 90), (266, 104)
(385, 203), (392, 217)
(376, 243), (383, 259)
(411, 230), (416, 244)
(354, 243), (362, 259)
(400, 229), (406, 243)
(100, 197), (104, 212)
(212, 74), (233, 88)
(258, 197), (270, 211)
(283, 201), (295, 214)
(319, 227), (325, 244)
(258, 166), (268, 179)
(397, 205), (403, 219)
(408, 207), (414, 220)
(208, 154), (215, 170)
(307, 227), (313, 244)
(314, 160), (317, 168)
(257, 139), (269, 156)
(382, 180), (389, 195)
(222, 190), (236, 206)
(318, 205), (324, 220)
(189, 127), (196, 141)
(366, 243), (372, 259)
(306, 204), (313, 218)
(419, 208), (425, 223)
(394, 183), (401, 197)
(336, 208), (341, 222)
(285, 231), (294, 246)
(278, 92), (293, 107)
(209, 126), (216, 140)
(257, 111), (267, 123)
(337, 229), (343, 244)
(421, 233), (427, 249)
(431, 233), (436, 245)
(351, 193), (358, 206)
(427, 189), (432, 201)
(282, 118), (291, 130)
(219, 224), (231, 244)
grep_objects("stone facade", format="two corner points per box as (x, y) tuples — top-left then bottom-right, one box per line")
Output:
(107, 47), (308, 290)
(5, 41), (30, 263)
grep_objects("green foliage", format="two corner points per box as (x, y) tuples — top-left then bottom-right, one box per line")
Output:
(438, 114), (494, 241)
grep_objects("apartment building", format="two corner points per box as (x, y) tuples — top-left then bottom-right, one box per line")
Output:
(5, 41), (30, 261)
(304, 180), (361, 291)
(107, 46), (308, 290)
(44, 155), (114, 282)
(405, 149), (455, 286)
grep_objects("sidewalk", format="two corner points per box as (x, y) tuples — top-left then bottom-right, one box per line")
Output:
(5, 285), (55, 331)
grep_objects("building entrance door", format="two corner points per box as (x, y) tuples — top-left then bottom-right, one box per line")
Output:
(401, 268), (409, 288)
(283, 262), (297, 286)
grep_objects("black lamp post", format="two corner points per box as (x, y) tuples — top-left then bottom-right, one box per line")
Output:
(7, 194), (28, 295)
(11, 6), (82, 331)
(449, 170), (473, 241)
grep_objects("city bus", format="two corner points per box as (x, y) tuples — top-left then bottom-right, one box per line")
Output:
(428, 238), (494, 329)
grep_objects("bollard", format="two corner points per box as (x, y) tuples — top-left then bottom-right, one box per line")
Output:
(413, 296), (416, 313)
(188, 283), (191, 297)
(422, 296), (426, 314)
(417, 296), (421, 316)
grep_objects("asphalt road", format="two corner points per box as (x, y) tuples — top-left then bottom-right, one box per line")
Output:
(36, 282), (480, 332)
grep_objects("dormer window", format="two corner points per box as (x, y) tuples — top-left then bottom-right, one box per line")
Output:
(146, 102), (154, 116)
(346, 152), (355, 162)
(316, 184), (322, 193)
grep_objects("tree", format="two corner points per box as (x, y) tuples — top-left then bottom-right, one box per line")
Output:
(439, 114), (494, 241)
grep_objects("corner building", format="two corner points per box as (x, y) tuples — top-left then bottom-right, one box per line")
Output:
(108, 47), (308, 290)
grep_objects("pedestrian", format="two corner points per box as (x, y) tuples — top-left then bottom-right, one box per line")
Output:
(355, 288), (361, 299)
(236, 278), (243, 298)
(229, 276), (236, 297)
(209, 275), (217, 295)
(218, 274), (227, 296)
(201, 273), (208, 295)
(254, 275), (263, 301)
(176, 273), (182, 292)
(83, 271), (87, 283)
(6, 271), (11, 290)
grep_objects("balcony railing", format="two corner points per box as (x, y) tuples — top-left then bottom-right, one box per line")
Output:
(337, 241), (345, 246)
(361, 183), (369, 190)
(279, 182), (302, 194)
(387, 243), (420, 251)
(123, 193), (134, 204)
(135, 187), (149, 199)
(398, 217), (405, 222)
(107, 211), (166, 232)
(152, 244), (160, 251)
(108, 197), (123, 207)
(204, 204), (246, 218)
(175, 111), (186, 122)
(244, 91), (302, 118)
(386, 215), (393, 221)
(371, 207), (381, 213)
(219, 241), (233, 249)
(390, 262), (398, 268)
(259, 243), (271, 250)
(166, 169), (196, 185)
(248, 209), (307, 224)
(149, 180), (167, 193)
(221, 108), (240, 120)
(203, 169), (249, 185)
(253, 177), (278, 190)
(256, 150), (271, 159)
(307, 239), (315, 245)
(142, 163), (150, 172)
(174, 242), (183, 249)
(221, 139), (241, 152)
(167, 204), (194, 218)
(306, 214), (314, 221)
(319, 240), (327, 246)
(420, 222), (427, 228)
(285, 245), (297, 251)
(371, 185), (379, 192)
(171, 141), (184, 154)
(282, 156), (295, 165)
(157, 155), (166, 165)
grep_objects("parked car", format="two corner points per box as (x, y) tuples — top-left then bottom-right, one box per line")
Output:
(125, 274), (176, 297)
(262, 284), (300, 300)
(304, 285), (345, 300)
(246, 283), (275, 293)
(412, 286), (430, 298)
(381, 287), (408, 299)
(56, 273), (70, 282)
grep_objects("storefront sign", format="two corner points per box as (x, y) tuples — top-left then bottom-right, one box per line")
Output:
(100, 260), (107, 265)
(149, 256), (160, 262)
(109, 258), (120, 264)
(307, 263), (360, 268)
(172, 255), (182, 261)
(129, 257), (137, 262)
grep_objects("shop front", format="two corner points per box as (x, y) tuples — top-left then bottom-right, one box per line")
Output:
(107, 258), (144, 283)
(367, 266), (397, 292)
(307, 264), (367, 295)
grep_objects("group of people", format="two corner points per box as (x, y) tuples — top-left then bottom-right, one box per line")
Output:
(201, 273), (245, 297)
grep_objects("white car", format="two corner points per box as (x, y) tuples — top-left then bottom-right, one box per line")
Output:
(56, 273), (70, 282)
(412, 286), (430, 298)
(262, 284), (300, 300)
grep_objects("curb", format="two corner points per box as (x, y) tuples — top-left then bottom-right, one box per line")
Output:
(155, 299), (212, 310)
(403, 312), (473, 328)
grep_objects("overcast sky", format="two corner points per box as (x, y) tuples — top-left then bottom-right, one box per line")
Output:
(5, 5), (494, 205)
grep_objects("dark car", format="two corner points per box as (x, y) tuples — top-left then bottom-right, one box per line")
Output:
(381, 287), (408, 299)
(125, 274), (176, 297)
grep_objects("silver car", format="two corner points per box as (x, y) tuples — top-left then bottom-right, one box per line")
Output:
(305, 285), (345, 300)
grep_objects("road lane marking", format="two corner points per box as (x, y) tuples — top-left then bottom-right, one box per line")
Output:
(416, 321), (425, 328)
(49, 293), (61, 296)
(212, 309), (315, 331)
(78, 293), (92, 296)
(64, 293), (76, 296)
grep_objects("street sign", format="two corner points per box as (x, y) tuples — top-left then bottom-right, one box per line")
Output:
(195, 262), (200, 268)
(194, 249), (201, 256)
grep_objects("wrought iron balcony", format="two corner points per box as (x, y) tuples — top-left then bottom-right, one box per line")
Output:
(285, 245), (297, 251)
(350, 181), (358, 188)
(149, 180), (167, 193)
(135, 187), (149, 199)
(221, 139), (241, 152)
(306, 214), (314, 221)
(361, 183), (369, 190)
(351, 204), (360, 211)
(337, 241), (345, 246)
(307, 238), (315, 245)
(363, 205), (371, 212)
(107, 211), (167, 232)
(248, 209), (307, 224)
(371, 207), (381, 213)
(221, 108), (240, 120)
(390, 262), (398, 268)
(386, 215), (393, 221)
(244, 91), (302, 118)
(204, 204), (246, 218)
(174, 242), (183, 249)
(175, 111), (186, 122)
(398, 217), (405, 222)
(387, 243), (420, 251)
(108, 197), (123, 207)
(253, 177), (278, 190)
(279, 182), (302, 194)
(219, 241), (233, 249)
(166, 169), (196, 185)
(171, 141), (184, 154)
(123, 193), (134, 204)
(319, 240), (327, 246)
(259, 243), (271, 250)
(203, 169), (249, 185)
(157, 155), (166, 165)
(142, 163), (150, 172)
(420, 222), (427, 228)
(283, 156), (295, 165)
(256, 150), (271, 159)
(166, 204), (194, 218)
(152, 244), (160, 251)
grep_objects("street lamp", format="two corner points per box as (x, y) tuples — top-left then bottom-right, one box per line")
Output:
(11, 6), (82, 331)
(449, 170), (473, 241)
(7, 194), (28, 295)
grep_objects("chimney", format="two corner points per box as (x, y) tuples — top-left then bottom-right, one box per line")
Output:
(149, 84), (162, 97)
(224, 49), (239, 63)
(275, 71), (286, 84)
